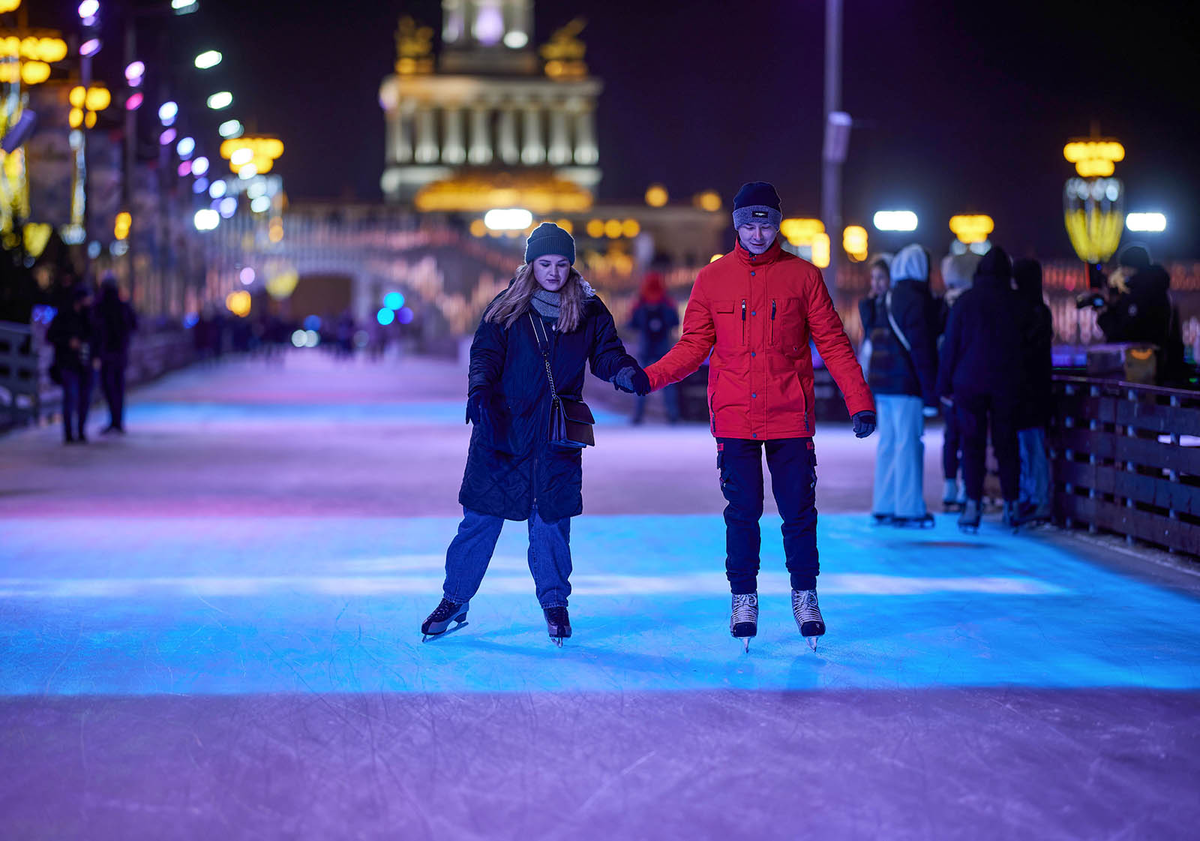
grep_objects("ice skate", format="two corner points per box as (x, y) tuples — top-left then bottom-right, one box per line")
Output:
(1001, 500), (1021, 533)
(421, 597), (469, 641)
(730, 592), (758, 652)
(544, 606), (571, 647)
(791, 588), (825, 651)
(893, 513), (935, 529)
(942, 479), (963, 513)
(958, 499), (982, 534)
(871, 513), (894, 526)
(1016, 501), (1052, 526)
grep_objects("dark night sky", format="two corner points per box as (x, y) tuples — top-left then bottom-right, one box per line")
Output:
(41, 0), (1200, 259)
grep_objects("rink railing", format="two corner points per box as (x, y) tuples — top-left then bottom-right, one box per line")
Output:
(0, 322), (195, 430)
(1051, 375), (1200, 556)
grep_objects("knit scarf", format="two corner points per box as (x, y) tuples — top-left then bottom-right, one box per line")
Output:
(531, 288), (561, 321)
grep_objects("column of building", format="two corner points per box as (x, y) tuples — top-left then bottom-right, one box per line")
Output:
(389, 89), (597, 169)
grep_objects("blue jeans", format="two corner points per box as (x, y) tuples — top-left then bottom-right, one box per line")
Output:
(1018, 426), (1050, 508)
(872, 394), (927, 517)
(442, 506), (572, 609)
(717, 437), (818, 594)
(60, 367), (93, 439)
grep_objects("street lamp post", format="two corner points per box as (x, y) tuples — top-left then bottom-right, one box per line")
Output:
(820, 0), (843, 292)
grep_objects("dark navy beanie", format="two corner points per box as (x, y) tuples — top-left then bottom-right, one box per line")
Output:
(732, 181), (783, 229)
(524, 222), (576, 265)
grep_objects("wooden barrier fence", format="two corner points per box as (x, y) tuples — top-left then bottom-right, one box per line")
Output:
(1051, 375), (1200, 555)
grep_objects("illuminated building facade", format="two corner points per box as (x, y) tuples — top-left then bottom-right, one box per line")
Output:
(379, 2), (601, 211)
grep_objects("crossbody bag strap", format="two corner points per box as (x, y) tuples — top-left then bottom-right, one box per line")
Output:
(884, 289), (912, 353)
(528, 312), (559, 401)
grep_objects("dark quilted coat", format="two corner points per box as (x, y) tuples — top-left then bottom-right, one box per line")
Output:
(458, 290), (638, 521)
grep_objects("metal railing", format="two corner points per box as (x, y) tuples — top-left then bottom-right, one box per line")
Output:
(1051, 374), (1200, 555)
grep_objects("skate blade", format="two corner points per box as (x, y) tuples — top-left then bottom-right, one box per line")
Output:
(743, 637), (750, 653)
(808, 637), (818, 652)
(421, 619), (468, 643)
(550, 636), (564, 648)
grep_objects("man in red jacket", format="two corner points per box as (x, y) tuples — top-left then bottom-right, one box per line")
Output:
(645, 181), (876, 652)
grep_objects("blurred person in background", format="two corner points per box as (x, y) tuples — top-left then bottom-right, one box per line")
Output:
(938, 247), (1024, 532)
(864, 244), (940, 528)
(1013, 258), (1053, 523)
(47, 286), (98, 444)
(937, 252), (981, 511)
(627, 271), (680, 424)
(92, 274), (138, 435)
(1093, 244), (1187, 386)
(856, 254), (892, 380)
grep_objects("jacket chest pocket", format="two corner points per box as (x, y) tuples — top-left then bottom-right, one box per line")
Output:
(713, 299), (746, 347)
(769, 297), (806, 350)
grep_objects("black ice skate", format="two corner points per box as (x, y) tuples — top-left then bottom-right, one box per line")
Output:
(730, 593), (758, 653)
(544, 606), (571, 647)
(421, 597), (469, 642)
(958, 499), (982, 534)
(791, 588), (826, 651)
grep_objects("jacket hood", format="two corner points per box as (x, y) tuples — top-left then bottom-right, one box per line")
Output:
(1012, 258), (1043, 300)
(891, 244), (930, 283)
(941, 253), (981, 290)
(973, 246), (1012, 289)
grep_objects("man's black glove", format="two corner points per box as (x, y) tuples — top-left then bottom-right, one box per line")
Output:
(614, 366), (652, 396)
(465, 389), (492, 429)
(852, 410), (877, 439)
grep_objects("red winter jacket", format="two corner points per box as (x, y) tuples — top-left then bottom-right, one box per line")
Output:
(646, 239), (874, 439)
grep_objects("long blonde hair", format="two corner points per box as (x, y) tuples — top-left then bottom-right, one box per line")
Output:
(484, 262), (589, 333)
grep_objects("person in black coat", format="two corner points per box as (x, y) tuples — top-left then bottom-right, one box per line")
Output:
(47, 286), (98, 444)
(92, 275), (138, 434)
(627, 271), (681, 424)
(936, 252), (981, 511)
(864, 244), (940, 527)
(421, 223), (649, 645)
(1096, 245), (1188, 385)
(1014, 259), (1053, 522)
(937, 247), (1025, 530)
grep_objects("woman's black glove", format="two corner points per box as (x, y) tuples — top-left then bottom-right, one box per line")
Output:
(465, 389), (493, 429)
(613, 366), (651, 396)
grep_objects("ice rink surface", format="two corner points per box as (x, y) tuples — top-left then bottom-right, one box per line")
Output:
(2, 353), (1198, 839)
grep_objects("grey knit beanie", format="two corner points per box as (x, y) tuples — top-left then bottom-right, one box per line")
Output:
(732, 181), (783, 229)
(525, 222), (576, 265)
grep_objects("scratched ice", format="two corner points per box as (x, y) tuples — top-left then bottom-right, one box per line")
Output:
(3, 513), (1199, 696)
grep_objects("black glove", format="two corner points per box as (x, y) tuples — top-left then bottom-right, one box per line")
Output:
(465, 389), (492, 429)
(614, 366), (652, 396)
(852, 410), (876, 439)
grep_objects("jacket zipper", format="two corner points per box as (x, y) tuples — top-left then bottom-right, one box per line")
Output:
(771, 299), (776, 344)
(741, 299), (746, 345)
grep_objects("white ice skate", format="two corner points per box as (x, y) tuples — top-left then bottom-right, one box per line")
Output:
(791, 588), (825, 651)
(730, 593), (758, 653)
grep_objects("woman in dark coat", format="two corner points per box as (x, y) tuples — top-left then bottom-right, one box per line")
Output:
(47, 286), (97, 444)
(93, 275), (138, 434)
(421, 223), (649, 645)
